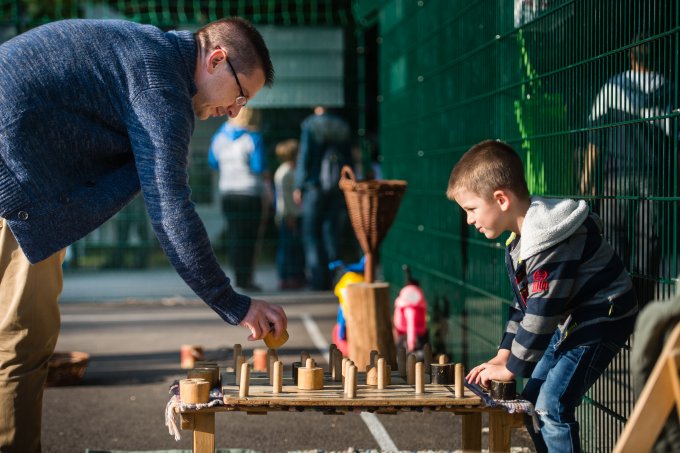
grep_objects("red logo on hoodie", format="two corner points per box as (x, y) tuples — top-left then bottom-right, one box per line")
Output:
(532, 269), (549, 292)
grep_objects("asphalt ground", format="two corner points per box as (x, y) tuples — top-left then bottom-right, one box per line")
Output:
(42, 268), (535, 453)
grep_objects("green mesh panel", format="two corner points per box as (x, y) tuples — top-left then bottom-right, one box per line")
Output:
(356, 0), (679, 451)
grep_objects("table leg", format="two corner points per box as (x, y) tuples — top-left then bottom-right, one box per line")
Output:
(488, 411), (523, 453)
(461, 412), (482, 452)
(193, 412), (215, 453)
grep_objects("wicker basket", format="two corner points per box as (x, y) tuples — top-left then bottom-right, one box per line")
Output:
(46, 351), (90, 387)
(339, 166), (407, 282)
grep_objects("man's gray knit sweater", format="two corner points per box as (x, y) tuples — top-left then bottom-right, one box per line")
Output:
(0, 19), (251, 325)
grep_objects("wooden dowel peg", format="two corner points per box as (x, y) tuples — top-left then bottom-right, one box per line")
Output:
(415, 362), (424, 394)
(455, 363), (464, 398)
(268, 351), (279, 384)
(272, 360), (283, 394)
(370, 350), (380, 367)
(239, 362), (250, 397)
(397, 347), (407, 377)
(406, 353), (417, 385)
(346, 365), (357, 398)
(332, 350), (343, 382)
(377, 358), (386, 390)
(329, 344), (337, 365)
(438, 354), (449, 365)
(342, 357), (349, 382)
(233, 344), (242, 371)
(179, 378), (210, 404)
(235, 355), (245, 384)
(301, 351), (310, 365)
(291, 361), (302, 385)
(423, 344), (432, 375)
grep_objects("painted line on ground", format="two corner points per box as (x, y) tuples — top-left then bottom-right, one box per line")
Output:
(300, 313), (399, 452)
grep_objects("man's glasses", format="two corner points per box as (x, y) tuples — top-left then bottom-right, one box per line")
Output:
(225, 57), (247, 107)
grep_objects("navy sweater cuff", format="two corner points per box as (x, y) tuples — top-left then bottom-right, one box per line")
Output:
(208, 287), (252, 325)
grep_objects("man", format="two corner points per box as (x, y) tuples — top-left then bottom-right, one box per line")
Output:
(0, 17), (287, 451)
(293, 106), (352, 290)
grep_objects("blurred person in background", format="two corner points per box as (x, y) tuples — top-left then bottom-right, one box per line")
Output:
(294, 106), (353, 290)
(209, 108), (272, 291)
(274, 139), (306, 289)
(581, 34), (677, 306)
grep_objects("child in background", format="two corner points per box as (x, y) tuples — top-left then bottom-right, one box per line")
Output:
(447, 139), (638, 453)
(274, 139), (306, 290)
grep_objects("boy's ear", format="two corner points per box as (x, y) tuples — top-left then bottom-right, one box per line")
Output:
(493, 189), (511, 211)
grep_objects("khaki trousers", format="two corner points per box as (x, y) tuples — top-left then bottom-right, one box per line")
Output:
(0, 218), (65, 452)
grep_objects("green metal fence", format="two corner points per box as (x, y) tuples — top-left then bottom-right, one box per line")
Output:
(355, 0), (679, 451)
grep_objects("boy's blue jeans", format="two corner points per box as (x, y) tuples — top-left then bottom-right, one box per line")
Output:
(521, 330), (624, 453)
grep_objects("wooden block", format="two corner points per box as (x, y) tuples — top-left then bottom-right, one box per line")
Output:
(297, 360), (324, 390)
(187, 367), (217, 389)
(263, 329), (289, 349)
(253, 348), (267, 372)
(489, 380), (516, 400)
(431, 363), (453, 385)
(344, 282), (397, 370)
(180, 378), (210, 404)
(180, 344), (205, 369)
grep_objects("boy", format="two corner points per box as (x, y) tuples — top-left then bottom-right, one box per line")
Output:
(446, 139), (638, 452)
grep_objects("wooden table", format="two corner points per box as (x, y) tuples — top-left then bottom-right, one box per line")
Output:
(176, 371), (525, 453)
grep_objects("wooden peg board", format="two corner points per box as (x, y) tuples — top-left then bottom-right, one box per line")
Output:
(221, 371), (480, 410)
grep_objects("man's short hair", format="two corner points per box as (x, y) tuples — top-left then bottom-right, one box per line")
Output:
(446, 139), (530, 201)
(195, 17), (275, 87)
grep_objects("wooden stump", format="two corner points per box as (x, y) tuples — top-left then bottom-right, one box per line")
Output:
(344, 282), (397, 370)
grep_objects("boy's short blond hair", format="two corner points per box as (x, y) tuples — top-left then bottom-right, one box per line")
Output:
(275, 139), (299, 163)
(446, 139), (530, 201)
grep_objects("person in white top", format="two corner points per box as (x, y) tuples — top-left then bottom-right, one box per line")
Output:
(273, 139), (306, 289)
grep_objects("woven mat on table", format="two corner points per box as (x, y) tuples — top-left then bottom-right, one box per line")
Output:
(85, 450), (257, 453)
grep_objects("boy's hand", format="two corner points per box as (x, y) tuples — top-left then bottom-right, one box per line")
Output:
(467, 363), (515, 388)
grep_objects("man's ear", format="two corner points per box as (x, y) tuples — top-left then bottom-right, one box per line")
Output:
(206, 48), (226, 74)
(493, 189), (511, 211)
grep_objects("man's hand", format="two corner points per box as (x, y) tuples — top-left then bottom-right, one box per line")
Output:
(239, 299), (287, 341)
(467, 363), (515, 388)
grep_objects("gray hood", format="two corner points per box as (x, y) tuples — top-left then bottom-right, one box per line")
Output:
(519, 196), (589, 260)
